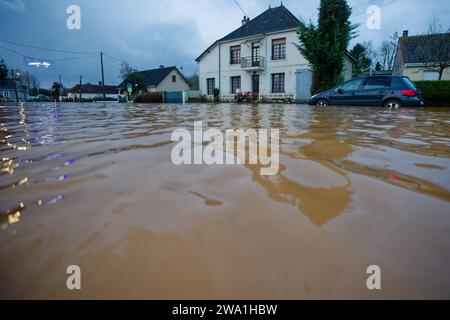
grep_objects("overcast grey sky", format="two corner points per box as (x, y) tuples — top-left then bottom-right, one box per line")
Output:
(1, 0), (449, 88)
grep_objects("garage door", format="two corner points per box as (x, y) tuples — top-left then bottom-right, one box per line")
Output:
(164, 91), (183, 103)
(295, 69), (312, 102)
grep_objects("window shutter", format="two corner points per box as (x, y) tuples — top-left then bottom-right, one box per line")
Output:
(272, 38), (286, 45)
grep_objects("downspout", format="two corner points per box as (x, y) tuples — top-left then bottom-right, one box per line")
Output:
(218, 43), (221, 96)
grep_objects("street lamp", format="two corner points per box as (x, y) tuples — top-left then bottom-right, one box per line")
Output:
(12, 70), (20, 103)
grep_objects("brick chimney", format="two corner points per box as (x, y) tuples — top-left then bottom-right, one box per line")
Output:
(402, 30), (408, 37)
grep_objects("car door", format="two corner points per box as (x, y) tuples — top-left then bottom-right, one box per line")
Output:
(356, 77), (392, 106)
(329, 78), (364, 105)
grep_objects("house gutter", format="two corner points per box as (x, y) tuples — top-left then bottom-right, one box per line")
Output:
(404, 62), (439, 68)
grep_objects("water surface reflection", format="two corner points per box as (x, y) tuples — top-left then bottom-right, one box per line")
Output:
(0, 103), (449, 299)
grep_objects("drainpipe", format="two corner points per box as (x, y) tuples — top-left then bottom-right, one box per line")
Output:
(218, 43), (221, 97)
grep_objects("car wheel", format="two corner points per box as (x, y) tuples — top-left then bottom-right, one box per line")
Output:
(384, 99), (403, 109)
(316, 99), (329, 107)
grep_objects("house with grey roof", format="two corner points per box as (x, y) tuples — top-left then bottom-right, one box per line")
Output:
(196, 4), (354, 101)
(119, 66), (191, 93)
(393, 30), (450, 80)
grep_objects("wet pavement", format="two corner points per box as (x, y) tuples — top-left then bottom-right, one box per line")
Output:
(0, 102), (449, 299)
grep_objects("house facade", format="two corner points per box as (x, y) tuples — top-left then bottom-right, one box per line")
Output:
(393, 30), (450, 80)
(67, 82), (119, 100)
(196, 5), (354, 101)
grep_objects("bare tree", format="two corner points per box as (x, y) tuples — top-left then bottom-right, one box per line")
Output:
(120, 60), (137, 80)
(412, 18), (450, 80)
(378, 32), (398, 70)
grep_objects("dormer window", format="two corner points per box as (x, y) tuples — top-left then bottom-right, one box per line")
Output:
(230, 45), (241, 64)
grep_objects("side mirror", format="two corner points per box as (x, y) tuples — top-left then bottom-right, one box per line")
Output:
(338, 88), (344, 94)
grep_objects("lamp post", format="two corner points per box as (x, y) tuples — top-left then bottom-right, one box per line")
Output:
(12, 70), (20, 103)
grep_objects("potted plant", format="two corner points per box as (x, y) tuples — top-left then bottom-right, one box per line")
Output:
(213, 88), (220, 102)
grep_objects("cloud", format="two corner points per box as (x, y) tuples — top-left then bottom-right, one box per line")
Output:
(0, 0), (25, 12)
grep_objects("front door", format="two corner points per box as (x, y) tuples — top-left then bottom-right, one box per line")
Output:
(252, 74), (259, 94)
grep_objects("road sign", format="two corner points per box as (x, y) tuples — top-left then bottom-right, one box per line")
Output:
(127, 83), (132, 93)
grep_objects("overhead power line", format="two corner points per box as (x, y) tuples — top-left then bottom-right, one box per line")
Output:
(0, 39), (98, 55)
(103, 53), (122, 63)
(351, 0), (398, 18)
(0, 44), (26, 57)
(0, 44), (98, 62)
(232, 0), (249, 18)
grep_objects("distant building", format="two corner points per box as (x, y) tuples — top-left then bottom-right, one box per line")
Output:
(119, 66), (191, 93)
(360, 69), (393, 76)
(0, 78), (28, 102)
(393, 30), (450, 80)
(196, 4), (355, 101)
(67, 82), (119, 100)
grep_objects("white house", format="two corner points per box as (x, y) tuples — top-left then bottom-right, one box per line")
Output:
(196, 5), (355, 102)
(119, 66), (191, 93)
(393, 30), (450, 81)
(67, 82), (119, 100)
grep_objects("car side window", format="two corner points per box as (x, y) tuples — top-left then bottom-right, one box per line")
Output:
(341, 79), (363, 91)
(363, 77), (391, 90)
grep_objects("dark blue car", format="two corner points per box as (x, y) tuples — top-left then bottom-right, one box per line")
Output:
(309, 76), (424, 108)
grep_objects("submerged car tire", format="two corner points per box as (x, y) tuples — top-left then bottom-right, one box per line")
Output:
(316, 99), (329, 107)
(383, 99), (403, 109)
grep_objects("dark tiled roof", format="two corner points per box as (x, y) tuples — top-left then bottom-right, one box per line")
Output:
(196, 5), (300, 62)
(399, 33), (450, 64)
(68, 83), (118, 94)
(220, 5), (300, 42)
(118, 66), (190, 89)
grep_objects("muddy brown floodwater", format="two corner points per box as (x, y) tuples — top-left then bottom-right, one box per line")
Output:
(0, 103), (449, 299)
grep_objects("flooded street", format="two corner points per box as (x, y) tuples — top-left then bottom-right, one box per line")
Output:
(1, 102), (449, 299)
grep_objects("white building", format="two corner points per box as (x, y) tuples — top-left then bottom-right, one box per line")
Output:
(67, 82), (119, 100)
(196, 5), (355, 102)
(119, 66), (191, 93)
(393, 30), (450, 81)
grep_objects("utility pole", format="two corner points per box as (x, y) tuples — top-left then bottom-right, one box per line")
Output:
(11, 69), (19, 103)
(58, 74), (62, 102)
(26, 72), (31, 98)
(79, 75), (82, 102)
(100, 52), (106, 100)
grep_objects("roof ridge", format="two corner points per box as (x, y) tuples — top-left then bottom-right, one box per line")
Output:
(196, 5), (300, 61)
(402, 32), (450, 39)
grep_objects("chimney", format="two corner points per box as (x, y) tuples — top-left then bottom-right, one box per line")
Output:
(98, 81), (102, 86)
(402, 30), (408, 37)
(242, 16), (249, 26)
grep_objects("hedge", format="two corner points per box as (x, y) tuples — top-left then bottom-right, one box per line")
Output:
(413, 80), (450, 107)
(134, 92), (163, 103)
